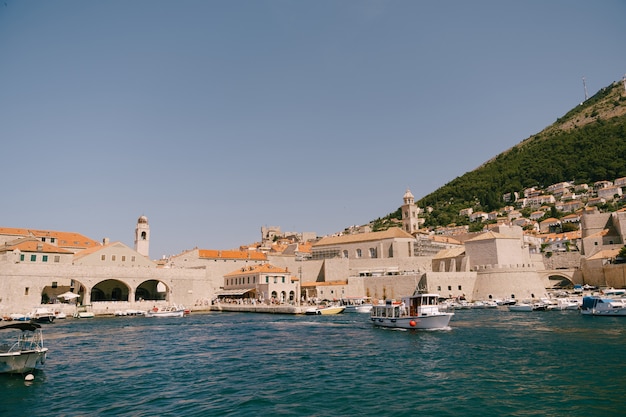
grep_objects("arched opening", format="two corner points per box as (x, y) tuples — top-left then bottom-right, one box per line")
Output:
(41, 279), (88, 305)
(548, 274), (574, 289)
(136, 280), (168, 301)
(91, 279), (130, 302)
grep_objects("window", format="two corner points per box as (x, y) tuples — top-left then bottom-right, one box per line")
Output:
(52, 282), (57, 288)
(54, 256), (60, 263)
(101, 255), (106, 261)
(274, 277), (277, 284)
(25, 287), (29, 295)
(20, 254), (24, 261)
(30, 254), (36, 262)
(437, 286), (441, 291)
(369, 248), (377, 258)
(448, 285), (452, 291)
(343, 250), (348, 258)
(282, 277), (285, 283)
(51, 238), (55, 243)
(356, 249), (362, 258)
(266, 277), (269, 283)
(458, 285), (462, 290)
(112, 255), (116, 261)
(131, 256), (136, 262)
(122, 256), (126, 261)
(42, 255), (48, 262)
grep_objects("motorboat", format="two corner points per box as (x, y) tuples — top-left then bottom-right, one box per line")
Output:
(29, 307), (56, 323)
(340, 297), (373, 313)
(8, 313), (30, 321)
(305, 305), (346, 315)
(114, 309), (146, 317)
(508, 302), (534, 312)
(145, 305), (189, 318)
(370, 293), (453, 330)
(73, 304), (95, 319)
(0, 322), (48, 374)
(580, 296), (626, 316)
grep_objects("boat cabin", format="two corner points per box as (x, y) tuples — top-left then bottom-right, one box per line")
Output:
(371, 294), (442, 318)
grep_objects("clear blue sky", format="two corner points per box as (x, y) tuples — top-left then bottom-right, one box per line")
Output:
(1, 1), (625, 259)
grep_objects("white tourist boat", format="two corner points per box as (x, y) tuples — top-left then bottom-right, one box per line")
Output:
(580, 296), (626, 316)
(0, 322), (48, 374)
(145, 305), (189, 318)
(370, 293), (453, 330)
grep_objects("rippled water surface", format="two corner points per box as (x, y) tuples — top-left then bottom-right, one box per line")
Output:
(1, 309), (626, 416)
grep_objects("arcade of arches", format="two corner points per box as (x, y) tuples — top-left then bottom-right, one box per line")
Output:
(41, 279), (172, 305)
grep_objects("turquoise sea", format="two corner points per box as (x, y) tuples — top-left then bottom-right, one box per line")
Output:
(1, 308), (625, 416)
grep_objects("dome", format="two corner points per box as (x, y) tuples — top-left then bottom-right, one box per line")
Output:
(403, 189), (414, 200)
(138, 215), (148, 224)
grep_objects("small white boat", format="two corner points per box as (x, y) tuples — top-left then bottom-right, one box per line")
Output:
(8, 313), (30, 321)
(340, 297), (373, 313)
(580, 296), (626, 316)
(73, 305), (95, 319)
(305, 305), (346, 315)
(145, 305), (189, 318)
(114, 309), (146, 317)
(29, 307), (56, 323)
(370, 293), (453, 330)
(0, 322), (48, 374)
(508, 303), (533, 312)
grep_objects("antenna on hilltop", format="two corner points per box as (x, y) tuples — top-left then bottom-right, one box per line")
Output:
(582, 76), (588, 101)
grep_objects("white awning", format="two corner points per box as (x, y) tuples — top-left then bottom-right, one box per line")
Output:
(215, 288), (256, 296)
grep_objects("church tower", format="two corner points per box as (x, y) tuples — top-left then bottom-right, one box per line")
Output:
(401, 189), (420, 234)
(134, 215), (150, 258)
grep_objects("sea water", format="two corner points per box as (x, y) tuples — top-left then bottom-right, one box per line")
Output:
(1, 309), (625, 416)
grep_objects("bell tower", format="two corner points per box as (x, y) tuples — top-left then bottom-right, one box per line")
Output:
(401, 189), (419, 234)
(134, 215), (150, 258)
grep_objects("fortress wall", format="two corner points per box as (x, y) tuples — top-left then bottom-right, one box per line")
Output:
(472, 267), (549, 301)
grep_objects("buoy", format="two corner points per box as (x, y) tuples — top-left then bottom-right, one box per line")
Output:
(24, 374), (34, 381)
(409, 320), (416, 327)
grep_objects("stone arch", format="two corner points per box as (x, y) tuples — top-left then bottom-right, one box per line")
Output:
(547, 273), (575, 289)
(91, 279), (131, 302)
(136, 279), (169, 301)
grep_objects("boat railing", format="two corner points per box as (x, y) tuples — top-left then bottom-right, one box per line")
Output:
(10, 330), (44, 352)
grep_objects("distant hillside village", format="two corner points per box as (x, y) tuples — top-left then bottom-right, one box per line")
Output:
(1, 179), (626, 317)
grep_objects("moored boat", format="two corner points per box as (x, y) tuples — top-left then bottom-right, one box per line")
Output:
(580, 296), (626, 316)
(370, 293), (453, 330)
(145, 305), (188, 318)
(305, 305), (346, 315)
(340, 297), (373, 313)
(29, 307), (56, 323)
(0, 322), (48, 374)
(73, 304), (95, 319)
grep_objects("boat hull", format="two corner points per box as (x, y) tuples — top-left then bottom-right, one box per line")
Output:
(370, 314), (453, 330)
(145, 310), (185, 318)
(0, 349), (48, 374)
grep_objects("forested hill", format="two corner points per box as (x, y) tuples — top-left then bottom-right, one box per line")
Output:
(374, 79), (626, 230)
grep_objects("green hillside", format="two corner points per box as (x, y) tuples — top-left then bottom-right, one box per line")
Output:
(373, 79), (626, 231)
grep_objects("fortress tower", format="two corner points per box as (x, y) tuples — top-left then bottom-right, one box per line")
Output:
(134, 215), (150, 258)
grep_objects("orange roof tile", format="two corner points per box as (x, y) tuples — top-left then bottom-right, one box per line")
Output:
(224, 263), (289, 277)
(0, 238), (73, 254)
(199, 249), (267, 260)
